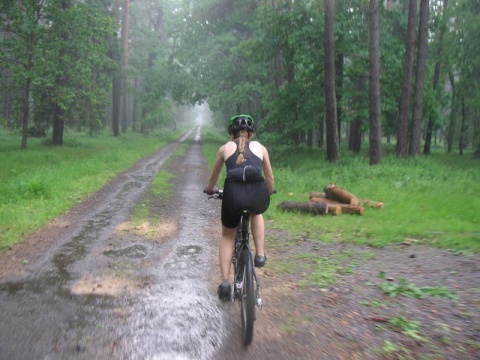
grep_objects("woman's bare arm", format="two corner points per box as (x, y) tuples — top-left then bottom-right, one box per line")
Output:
(205, 145), (226, 192)
(261, 146), (274, 194)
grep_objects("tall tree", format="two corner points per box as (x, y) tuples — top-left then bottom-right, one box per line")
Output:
(50, 0), (72, 146)
(409, 0), (429, 157)
(369, 0), (382, 165)
(324, 0), (339, 162)
(111, 0), (121, 136)
(0, 0), (45, 149)
(396, 0), (417, 158)
(424, 0), (448, 154)
(121, 0), (130, 133)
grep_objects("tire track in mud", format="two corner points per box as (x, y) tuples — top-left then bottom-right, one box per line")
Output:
(0, 128), (226, 360)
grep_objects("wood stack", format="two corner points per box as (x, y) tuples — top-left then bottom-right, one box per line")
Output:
(277, 184), (383, 216)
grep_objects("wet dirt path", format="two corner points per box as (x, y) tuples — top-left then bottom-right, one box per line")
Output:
(0, 128), (229, 360)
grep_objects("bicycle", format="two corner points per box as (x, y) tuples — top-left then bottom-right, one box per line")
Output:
(206, 189), (263, 346)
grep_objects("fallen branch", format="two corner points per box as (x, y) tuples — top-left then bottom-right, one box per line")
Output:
(358, 198), (384, 209)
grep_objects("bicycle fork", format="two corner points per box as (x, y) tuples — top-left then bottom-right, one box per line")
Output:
(253, 269), (263, 310)
(233, 251), (263, 310)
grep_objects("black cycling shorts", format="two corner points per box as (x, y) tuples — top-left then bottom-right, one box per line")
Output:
(221, 180), (270, 229)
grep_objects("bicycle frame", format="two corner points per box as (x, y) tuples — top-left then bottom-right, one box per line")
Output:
(232, 213), (261, 308)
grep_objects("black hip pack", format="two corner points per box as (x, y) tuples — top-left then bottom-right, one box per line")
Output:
(226, 165), (264, 182)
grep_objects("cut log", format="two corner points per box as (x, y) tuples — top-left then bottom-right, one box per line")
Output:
(311, 189), (383, 209)
(327, 204), (342, 215)
(309, 192), (326, 200)
(310, 197), (342, 205)
(310, 197), (365, 215)
(336, 204), (364, 215)
(323, 184), (359, 205)
(277, 201), (340, 215)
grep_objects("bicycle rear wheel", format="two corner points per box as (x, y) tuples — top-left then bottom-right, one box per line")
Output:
(240, 250), (255, 345)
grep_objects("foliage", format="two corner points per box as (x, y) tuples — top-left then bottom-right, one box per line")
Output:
(3, 0), (480, 154)
(388, 314), (426, 341)
(379, 278), (458, 299)
(0, 128), (182, 248)
(0, 0), (116, 146)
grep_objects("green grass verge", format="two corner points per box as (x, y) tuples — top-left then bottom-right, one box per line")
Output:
(0, 127), (184, 249)
(201, 127), (480, 253)
(130, 135), (193, 225)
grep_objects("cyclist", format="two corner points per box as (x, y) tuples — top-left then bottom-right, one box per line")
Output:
(204, 114), (274, 300)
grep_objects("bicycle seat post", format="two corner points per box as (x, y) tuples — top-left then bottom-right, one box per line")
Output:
(242, 212), (250, 240)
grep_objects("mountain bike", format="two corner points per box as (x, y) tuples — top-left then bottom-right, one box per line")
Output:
(206, 189), (263, 346)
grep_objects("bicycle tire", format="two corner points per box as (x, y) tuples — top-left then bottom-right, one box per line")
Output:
(240, 250), (255, 345)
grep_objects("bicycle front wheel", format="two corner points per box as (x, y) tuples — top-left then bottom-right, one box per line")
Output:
(240, 250), (255, 346)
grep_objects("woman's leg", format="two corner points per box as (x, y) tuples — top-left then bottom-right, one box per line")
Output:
(250, 214), (265, 256)
(219, 225), (236, 281)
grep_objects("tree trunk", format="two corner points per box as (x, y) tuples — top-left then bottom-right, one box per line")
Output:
(409, 0), (429, 157)
(121, 0), (130, 133)
(317, 116), (324, 149)
(349, 118), (363, 153)
(277, 201), (339, 215)
(21, 77), (31, 150)
(369, 0), (382, 165)
(396, 0), (417, 158)
(473, 111), (480, 158)
(446, 71), (456, 153)
(52, 104), (64, 146)
(306, 129), (313, 147)
(335, 52), (344, 143)
(424, 0), (448, 155)
(20, 31), (36, 149)
(51, 0), (70, 146)
(111, 0), (121, 136)
(459, 96), (466, 156)
(324, 0), (339, 162)
(112, 75), (120, 136)
(349, 73), (366, 153)
(131, 76), (140, 131)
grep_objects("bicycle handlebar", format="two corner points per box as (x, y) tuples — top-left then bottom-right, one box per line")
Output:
(204, 189), (276, 200)
(203, 189), (224, 199)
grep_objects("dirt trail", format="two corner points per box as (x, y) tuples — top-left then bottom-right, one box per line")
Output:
(0, 128), (226, 359)
(1, 128), (479, 360)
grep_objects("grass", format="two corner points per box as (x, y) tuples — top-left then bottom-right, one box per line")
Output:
(128, 136), (194, 232)
(379, 278), (458, 299)
(387, 314), (425, 342)
(0, 127), (184, 249)
(2, 124), (479, 255)
(201, 127), (480, 253)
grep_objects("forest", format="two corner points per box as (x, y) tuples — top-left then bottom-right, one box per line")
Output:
(1, 0), (480, 163)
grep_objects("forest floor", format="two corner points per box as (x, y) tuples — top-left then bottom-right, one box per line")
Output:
(1, 133), (479, 360)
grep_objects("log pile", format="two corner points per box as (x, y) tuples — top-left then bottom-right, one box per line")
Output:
(277, 184), (383, 216)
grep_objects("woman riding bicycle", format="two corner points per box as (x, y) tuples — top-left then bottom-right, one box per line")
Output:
(204, 114), (274, 300)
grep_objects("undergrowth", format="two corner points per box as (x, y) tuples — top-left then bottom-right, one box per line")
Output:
(0, 128), (183, 248)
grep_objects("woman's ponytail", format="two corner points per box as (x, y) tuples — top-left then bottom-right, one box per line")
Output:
(235, 130), (249, 165)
